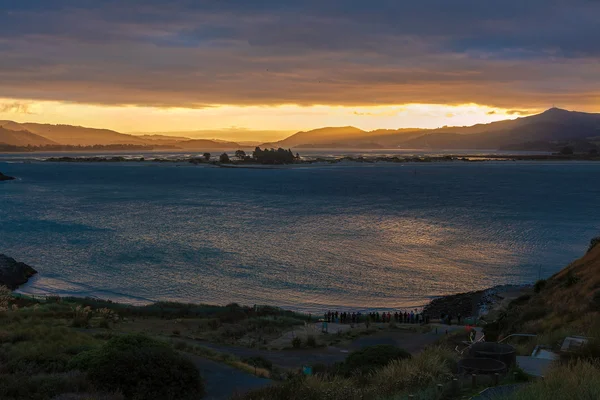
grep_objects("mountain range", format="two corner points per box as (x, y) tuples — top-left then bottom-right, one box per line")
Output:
(1, 108), (599, 152)
(262, 108), (600, 152)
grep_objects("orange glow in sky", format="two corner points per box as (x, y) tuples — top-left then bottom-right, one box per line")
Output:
(0, 99), (536, 141)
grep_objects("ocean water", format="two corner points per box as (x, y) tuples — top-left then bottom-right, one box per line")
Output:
(1, 160), (599, 312)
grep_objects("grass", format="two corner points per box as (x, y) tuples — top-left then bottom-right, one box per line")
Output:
(0, 311), (115, 400)
(171, 339), (272, 378)
(234, 346), (458, 400)
(497, 360), (600, 400)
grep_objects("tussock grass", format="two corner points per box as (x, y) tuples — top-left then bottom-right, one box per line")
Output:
(236, 345), (458, 399)
(369, 346), (457, 397)
(499, 360), (600, 400)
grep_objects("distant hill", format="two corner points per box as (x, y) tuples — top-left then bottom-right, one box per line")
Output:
(3, 108), (600, 151)
(131, 129), (292, 144)
(262, 108), (600, 151)
(397, 108), (600, 150)
(262, 126), (369, 148)
(135, 134), (193, 141)
(0, 121), (147, 146)
(174, 139), (241, 149)
(0, 121), (242, 150)
(0, 127), (57, 146)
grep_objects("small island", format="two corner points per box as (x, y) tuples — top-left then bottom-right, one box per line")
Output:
(0, 172), (15, 181)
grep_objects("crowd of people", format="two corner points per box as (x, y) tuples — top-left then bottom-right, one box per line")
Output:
(322, 309), (430, 325)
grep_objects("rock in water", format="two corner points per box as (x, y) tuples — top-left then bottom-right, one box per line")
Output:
(0, 255), (38, 289)
(0, 172), (15, 181)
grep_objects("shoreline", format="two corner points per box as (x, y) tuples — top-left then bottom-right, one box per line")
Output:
(12, 272), (530, 320)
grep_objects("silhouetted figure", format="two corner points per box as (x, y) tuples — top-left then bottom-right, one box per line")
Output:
(457, 313), (462, 325)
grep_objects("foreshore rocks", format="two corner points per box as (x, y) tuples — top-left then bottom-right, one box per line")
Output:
(422, 284), (528, 320)
(423, 289), (487, 319)
(0, 172), (15, 181)
(0, 255), (38, 290)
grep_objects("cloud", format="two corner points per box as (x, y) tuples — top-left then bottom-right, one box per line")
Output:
(0, 101), (33, 114)
(506, 110), (531, 116)
(0, 1), (598, 110)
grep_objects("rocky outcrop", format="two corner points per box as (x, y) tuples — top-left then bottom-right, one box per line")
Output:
(0, 172), (15, 181)
(0, 255), (37, 289)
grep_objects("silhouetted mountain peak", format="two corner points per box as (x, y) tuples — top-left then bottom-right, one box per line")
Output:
(540, 107), (570, 116)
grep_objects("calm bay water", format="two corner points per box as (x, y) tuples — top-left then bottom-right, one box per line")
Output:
(1, 159), (599, 312)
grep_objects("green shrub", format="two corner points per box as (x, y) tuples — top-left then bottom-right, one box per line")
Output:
(6, 351), (71, 374)
(75, 334), (203, 400)
(292, 337), (302, 348)
(338, 345), (411, 376)
(306, 335), (317, 348)
(534, 279), (547, 293)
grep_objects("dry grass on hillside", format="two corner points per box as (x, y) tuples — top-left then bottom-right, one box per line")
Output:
(490, 242), (600, 342)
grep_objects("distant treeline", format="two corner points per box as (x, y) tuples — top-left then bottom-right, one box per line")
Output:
(0, 144), (180, 152)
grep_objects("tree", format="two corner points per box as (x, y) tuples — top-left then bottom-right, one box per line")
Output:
(235, 150), (247, 160)
(203, 152), (211, 161)
(560, 146), (574, 155)
(251, 147), (298, 164)
(219, 153), (230, 163)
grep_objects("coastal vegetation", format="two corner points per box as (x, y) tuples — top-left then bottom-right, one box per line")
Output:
(1, 236), (600, 398)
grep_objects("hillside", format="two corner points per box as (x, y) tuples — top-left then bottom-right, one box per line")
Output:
(488, 237), (600, 340)
(263, 126), (368, 148)
(0, 126), (57, 146)
(261, 108), (600, 150)
(175, 139), (242, 149)
(0, 121), (148, 146)
(3, 108), (600, 151)
(397, 108), (600, 150)
(0, 121), (244, 150)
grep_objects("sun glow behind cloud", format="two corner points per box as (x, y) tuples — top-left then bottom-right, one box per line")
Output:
(0, 98), (535, 140)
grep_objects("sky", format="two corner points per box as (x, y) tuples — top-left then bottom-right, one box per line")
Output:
(1, 0), (599, 140)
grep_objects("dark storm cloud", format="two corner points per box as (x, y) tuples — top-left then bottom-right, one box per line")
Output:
(0, 0), (599, 109)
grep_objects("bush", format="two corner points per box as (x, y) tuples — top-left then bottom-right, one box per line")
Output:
(291, 337), (302, 349)
(306, 335), (317, 348)
(534, 279), (547, 293)
(338, 345), (411, 376)
(73, 335), (203, 400)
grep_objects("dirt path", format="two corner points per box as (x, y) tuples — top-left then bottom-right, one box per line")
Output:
(178, 327), (445, 369)
(184, 352), (271, 400)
